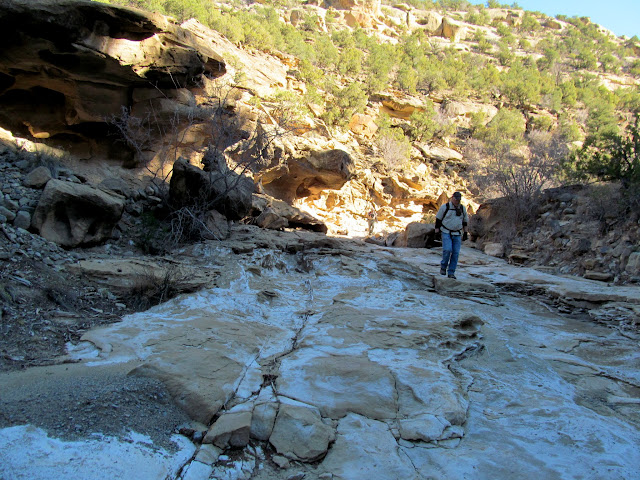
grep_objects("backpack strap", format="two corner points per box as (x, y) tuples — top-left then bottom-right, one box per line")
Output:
(440, 202), (464, 234)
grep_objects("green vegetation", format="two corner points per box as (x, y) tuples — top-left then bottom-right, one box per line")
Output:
(565, 114), (640, 189)
(99, 0), (640, 207)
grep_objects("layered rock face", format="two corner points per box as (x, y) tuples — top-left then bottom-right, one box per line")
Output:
(0, 0), (226, 161)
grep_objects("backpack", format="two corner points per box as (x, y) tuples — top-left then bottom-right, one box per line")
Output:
(441, 202), (465, 233)
(442, 202), (465, 219)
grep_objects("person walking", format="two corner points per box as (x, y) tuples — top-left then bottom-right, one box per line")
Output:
(434, 191), (469, 279)
(367, 205), (377, 236)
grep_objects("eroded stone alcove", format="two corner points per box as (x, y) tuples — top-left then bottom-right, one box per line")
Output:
(0, 0), (226, 163)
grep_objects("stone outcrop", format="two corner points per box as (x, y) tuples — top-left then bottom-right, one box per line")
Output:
(268, 404), (334, 462)
(471, 186), (640, 283)
(442, 100), (499, 126)
(251, 194), (327, 233)
(324, 0), (380, 16)
(376, 93), (425, 120)
(169, 157), (255, 220)
(3, 222), (640, 478)
(260, 149), (356, 203)
(0, 0), (226, 160)
(31, 179), (125, 247)
(393, 221), (437, 248)
(439, 17), (467, 42)
(348, 113), (378, 138)
(0, 0), (292, 169)
(410, 10), (443, 33)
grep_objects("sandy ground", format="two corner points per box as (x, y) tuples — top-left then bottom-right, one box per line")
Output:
(0, 360), (192, 450)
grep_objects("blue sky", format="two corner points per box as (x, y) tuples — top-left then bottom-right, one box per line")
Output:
(510, 0), (639, 38)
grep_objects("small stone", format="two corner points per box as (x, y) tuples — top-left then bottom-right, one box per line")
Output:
(203, 411), (252, 449)
(24, 166), (52, 188)
(181, 461), (213, 480)
(4, 198), (19, 211)
(583, 271), (613, 282)
(272, 455), (290, 469)
(0, 206), (16, 221)
(195, 444), (222, 465)
(13, 211), (31, 230)
(438, 437), (462, 449)
(483, 242), (504, 257)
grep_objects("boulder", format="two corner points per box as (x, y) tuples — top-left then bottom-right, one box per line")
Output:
(251, 402), (279, 441)
(411, 11), (443, 33)
(23, 166), (52, 189)
(442, 101), (498, 124)
(251, 194), (327, 233)
(269, 404), (334, 462)
(625, 252), (640, 275)
(169, 158), (254, 220)
(484, 242), (505, 258)
(344, 11), (376, 28)
(394, 222), (436, 248)
(378, 94), (424, 120)
(255, 207), (289, 230)
(416, 144), (463, 163)
(439, 17), (466, 42)
(13, 211), (31, 230)
(31, 179), (124, 247)
(0, 206), (15, 222)
(203, 411), (252, 449)
(260, 149), (355, 203)
(203, 209), (230, 240)
(348, 114), (378, 138)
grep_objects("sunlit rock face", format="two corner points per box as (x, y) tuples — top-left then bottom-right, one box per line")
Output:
(67, 226), (640, 479)
(0, 0), (226, 161)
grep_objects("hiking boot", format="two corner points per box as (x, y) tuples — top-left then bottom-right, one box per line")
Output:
(448, 273), (456, 279)
(440, 268), (446, 275)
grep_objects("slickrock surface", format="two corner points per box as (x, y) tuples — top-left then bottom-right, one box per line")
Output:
(2, 226), (638, 479)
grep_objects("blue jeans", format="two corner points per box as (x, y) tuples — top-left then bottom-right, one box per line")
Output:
(441, 232), (461, 274)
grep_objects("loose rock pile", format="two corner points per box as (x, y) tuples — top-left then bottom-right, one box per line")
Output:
(471, 185), (640, 284)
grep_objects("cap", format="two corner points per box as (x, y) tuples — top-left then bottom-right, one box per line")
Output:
(452, 191), (462, 198)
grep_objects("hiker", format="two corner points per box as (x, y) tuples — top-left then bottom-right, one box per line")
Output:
(434, 191), (469, 279)
(367, 206), (377, 236)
